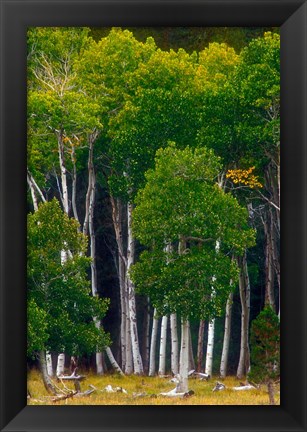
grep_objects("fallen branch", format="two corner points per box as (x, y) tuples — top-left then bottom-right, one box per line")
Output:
(52, 391), (77, 403)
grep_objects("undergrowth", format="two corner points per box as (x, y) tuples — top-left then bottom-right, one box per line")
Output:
(27, 369), (280, 406)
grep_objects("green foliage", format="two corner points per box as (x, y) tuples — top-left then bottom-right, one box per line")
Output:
(234, 32), (280, 164)
(197, 32), (279, 174)
(248, 306), (280, 384)
(27, 27), (102, 198)
(27, 199), (110, 356)
(27, 298), (48, 356)
(131, 144), (255, 319)
(106, 40), (203, 198)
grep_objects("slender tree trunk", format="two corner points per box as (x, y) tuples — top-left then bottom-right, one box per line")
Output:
(142, 298), (151, 374)
(158, 315), (168, 376)
(96, 352), (104, 375)
(236, 252), (251, 379)
(178, 320), (189, 393)
(70, 144), (80, 224)
(46, 352), (54, 377)
(264, 214), (275, 309)
(110, 196), (128, 372)
(149, 309), (159, 376)
(267, 379), (276, 405)
(55, 131), (70, 374)
(56, 353), (65, 376)
(39, 351), (57, 395)
(197, 320), (205, 372)
(170, 313), (179, 375)
(264, 163), (280, 313)
(127, 202), (144, 374)
(27, 169), (46, 209)
(84, 134), (105, 374)
(205, 239), (220, 377)
(56, 131), (69, 215)
(205, 319), (215, 377)
(105, 347), (124, 376)
(188, 325), (195, 371)
(220, 291), (234, 378)
(125, 310), (133, 374)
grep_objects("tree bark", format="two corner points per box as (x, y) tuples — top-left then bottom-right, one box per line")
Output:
(178, 320), (189, 393)
(84, 134), (105, 374)
(56, 353), (65, 376)
(149, 309), (159, 376)
(142, 298), (151, 374)
(158, 315), (168, 376)
(197, 320), (205, 372)
(170, 313), (179, 375)
(188, 325), (195, 371)
(56, 131), (69, 215)
(267, 379), (276, 405)
(105, 347), (124, 376)
(27, 169), (46, 209)
(127, 202), (144, 374)
(96, 352), (104, 375)
(46, 352), (54, 377)
(204, 239), (220, 377)
(236, 252), (251, 379)
(264, 213), (275, 309)
(110, 196), (128, 372)
(39, 350), (57, 395)
(205, 319), (215, 377)
(70, 143), (80, 224)
(220, 291), (233, 378)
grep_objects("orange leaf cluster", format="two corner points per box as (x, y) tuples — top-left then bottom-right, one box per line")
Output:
(226, 166), (262, 189)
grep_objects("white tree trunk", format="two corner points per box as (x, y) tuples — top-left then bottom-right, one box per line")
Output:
(124, 310), (133, 374)
(158, 315), (168, 376)
(83, 134), (106, 375)
(205, 239), (220, 377)
(178, 320), (189, 393)
(127, 202), (144, 374)
(70, 144), (80, 224)
(27, 173), (39, 211)
(170, 313), (179, 375)
(142, 298), (151, 374)
(27, 169), (46, 209)
(236, 252), (251, 379)
(96, 352), (104, 375)
(56, 131), (69, 215)
(39, 351), (57, 395)
(46, 352), (54, 377)
(105, 347), (124, 376)
(220, 291), (234, 378)
(205, 319), (215, 377)
(110, 196), (128, 371)
(56, 131), (70, 373)
(149, 309), (159, 376)
(56, 353), (65, 376)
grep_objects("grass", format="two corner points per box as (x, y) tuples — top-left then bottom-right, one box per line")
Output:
(27, 369), (280, 406)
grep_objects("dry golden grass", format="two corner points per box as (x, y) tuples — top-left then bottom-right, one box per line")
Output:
(27, 369), (280, 406)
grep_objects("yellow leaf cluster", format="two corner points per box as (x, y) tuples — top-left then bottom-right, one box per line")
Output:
(226, 166), (263, 189)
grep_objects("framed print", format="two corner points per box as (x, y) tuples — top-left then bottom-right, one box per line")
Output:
(0, 0), (306, 431)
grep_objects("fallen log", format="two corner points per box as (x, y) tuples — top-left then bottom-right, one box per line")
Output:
(57, 371), (86, 392)
(52, 391), (77, 403)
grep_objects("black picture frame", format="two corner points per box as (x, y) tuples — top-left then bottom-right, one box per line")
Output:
(1, 0), (306, 431)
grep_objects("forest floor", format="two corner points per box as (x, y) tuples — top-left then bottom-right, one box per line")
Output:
(27, 369), (280, 405)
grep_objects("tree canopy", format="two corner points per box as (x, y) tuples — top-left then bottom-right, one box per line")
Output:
(27, 199), (110, 356)
(131, 144), (255, 319)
